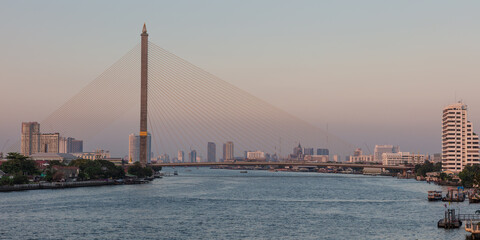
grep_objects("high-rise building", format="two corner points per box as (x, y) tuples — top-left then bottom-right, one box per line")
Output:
(59, 137), (73, 153)
(71, 140), (83, 153)
(293, 143), (302, 157)
(374, 145), (399, 162)
(178, 150), (184, 163)
(21, 122), (80, 155)
(224, 141), (234, 161)
(189, 150), (197, 163)
(442, 102), (480, 172)
(21, 122), (40, 155)
(207, 142), (216, 162)
(38, 133), (60, 153)
(303, 147), (314, 156)
(316, 148), (329, 156)
(128, 133), (151, 163)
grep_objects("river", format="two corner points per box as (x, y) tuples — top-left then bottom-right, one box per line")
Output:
(0, 168), (476, 239)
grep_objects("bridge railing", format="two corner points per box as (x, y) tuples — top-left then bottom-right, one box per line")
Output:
(458, 214), (480, 221)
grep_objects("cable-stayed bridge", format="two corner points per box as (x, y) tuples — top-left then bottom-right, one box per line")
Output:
(8, 25), (355, 161)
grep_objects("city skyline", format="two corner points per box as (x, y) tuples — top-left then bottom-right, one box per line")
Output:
(3, 1), (480, 156)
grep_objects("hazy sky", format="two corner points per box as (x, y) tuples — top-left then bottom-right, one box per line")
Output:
(2, 1), (480, 156)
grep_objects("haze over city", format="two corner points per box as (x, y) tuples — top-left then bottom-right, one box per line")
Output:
(2, 1), (480, 156)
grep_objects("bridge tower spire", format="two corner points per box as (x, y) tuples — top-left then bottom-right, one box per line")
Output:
(139, 23), (149, 166)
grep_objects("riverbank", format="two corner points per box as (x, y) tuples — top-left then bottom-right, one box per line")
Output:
(0, 180), (116, 192)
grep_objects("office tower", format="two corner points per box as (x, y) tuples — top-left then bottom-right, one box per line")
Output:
(189, 150), (197, 163)
(442, 102), (480, 172)
(59, 137), (73, 153)
(207, 142), (216, 162)
(129, 133), (151, 163)
(21, 122), (40, 155)
(303, 147), (314, 156)
(71, 140), (83, 153)
(178, 150), (185, 163)
(316, 148), (329, 156)
(224, 141), (234, 161)
(139, 23), (149, 166)
(374, 145), (399, 162)
(222, 143), (226, 161)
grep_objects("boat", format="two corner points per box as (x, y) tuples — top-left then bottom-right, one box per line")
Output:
(173, 171), (178, 176)
(470, 193), (480, 203)
(240, 171), (248, 173)
(442, 188), (465, 202)
(428, 191), (443, 201)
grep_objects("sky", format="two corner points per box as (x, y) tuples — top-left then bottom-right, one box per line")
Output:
(1, 1), (480, 156)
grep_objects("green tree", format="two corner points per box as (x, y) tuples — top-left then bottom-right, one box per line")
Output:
(128, 162), (153, 178)
(459, 165), (480, 187)
(69, 159), (124, 180)
(1, 152), (38, 175)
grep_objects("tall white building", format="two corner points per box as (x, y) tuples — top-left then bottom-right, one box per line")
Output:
(224, 141), (234, 161)
(128, 133), (151, 164)
(442, 102), (480, 172)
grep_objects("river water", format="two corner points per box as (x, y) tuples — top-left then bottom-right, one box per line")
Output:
(0, 168), (477, 239)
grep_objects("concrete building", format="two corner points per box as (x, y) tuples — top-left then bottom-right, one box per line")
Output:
(21, 122), (40, 155)
(128, 133), (151, 163)
(431, 153), (442, 164)
(304, 155), (329, 163)
(59, 137), (83, 153)
(348, 148), (375, 163)
(442, 102), (480, 172)
(246, 151), (266, 161)
(72, 150), (111, 161)
(21, 122), (80, 156)
(29, 153), (77, 163)
(316, 148), (329, 156)
(303, 147), (314, 156)
(207, 142), (216, 162)
(374, 145), (399, 162)
(224, 141), (234, 161)
(39, 133), (60, 154)
(382, 152), (425, 166)
(71, 140), (83, 153)
(178, 150), (184, 163)
(189, 150), (197, 163)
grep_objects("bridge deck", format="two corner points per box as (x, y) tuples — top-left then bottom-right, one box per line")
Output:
(148, 161), (413, 170)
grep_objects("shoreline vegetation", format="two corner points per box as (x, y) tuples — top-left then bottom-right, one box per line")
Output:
(0, 152), (158, 192)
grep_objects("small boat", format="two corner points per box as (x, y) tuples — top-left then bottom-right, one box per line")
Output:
(442, 188), (465, 202)
(428, 191), (443, 201)
(470, 193), (480, 203)
(173, 171), (178, 176)
(240, 171), (248, 173)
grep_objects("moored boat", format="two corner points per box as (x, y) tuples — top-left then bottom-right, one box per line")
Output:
(442, 188), (465, 202)
(428, 191), (442, 201)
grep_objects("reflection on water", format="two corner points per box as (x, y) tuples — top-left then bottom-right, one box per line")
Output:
(0, 168), (476, 239)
